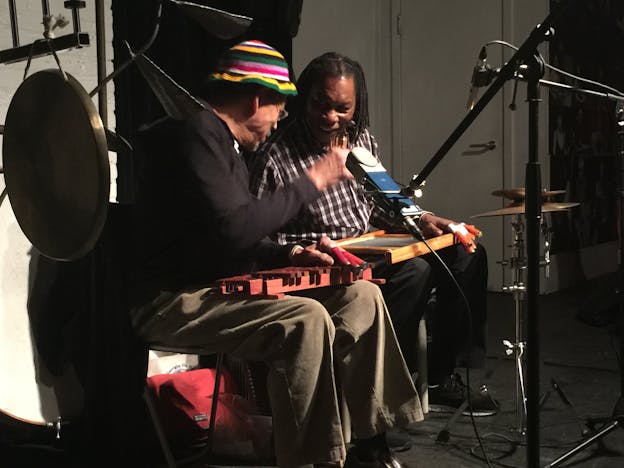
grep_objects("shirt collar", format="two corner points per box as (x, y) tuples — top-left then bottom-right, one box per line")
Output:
(204, 100), (242, 155)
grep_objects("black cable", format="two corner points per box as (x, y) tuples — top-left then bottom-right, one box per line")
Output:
(484, 39), (624, 98)
(410, 222), (494, 468)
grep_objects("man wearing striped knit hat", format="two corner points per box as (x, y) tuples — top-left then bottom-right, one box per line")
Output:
(130, 40), (422, 467)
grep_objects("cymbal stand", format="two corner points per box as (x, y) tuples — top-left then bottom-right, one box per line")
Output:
(500, 215), (528, 434)
(500, 215), (552, 435)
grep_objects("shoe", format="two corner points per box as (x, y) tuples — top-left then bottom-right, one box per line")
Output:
(344, 447), (410, 468)
(385, 429), (412, 452)
(428, 373), (499, 417)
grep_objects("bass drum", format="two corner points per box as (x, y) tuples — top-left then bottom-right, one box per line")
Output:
(0, 183), (83, 442)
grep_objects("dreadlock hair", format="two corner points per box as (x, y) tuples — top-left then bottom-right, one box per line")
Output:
(289, 52), (370, 142)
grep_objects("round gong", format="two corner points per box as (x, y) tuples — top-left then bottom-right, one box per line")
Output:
(2, 69), (109, 261)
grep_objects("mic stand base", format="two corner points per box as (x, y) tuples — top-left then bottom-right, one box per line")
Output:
(545, 291), (624, 467)
(545, 416), (621, 468)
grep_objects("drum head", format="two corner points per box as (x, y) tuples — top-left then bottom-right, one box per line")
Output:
(0, 189), (83, 437)
(2, 69), (109, 261)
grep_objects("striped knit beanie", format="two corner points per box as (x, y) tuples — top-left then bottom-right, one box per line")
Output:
(208, 40), (297, 96)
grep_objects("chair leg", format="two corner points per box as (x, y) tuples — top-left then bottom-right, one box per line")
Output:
(416, 318), (429, 413)
(145, 352), (225, 468)
(204, 352), (224, 453)
(177, 352), (225, 466)
(144, 387), (178, 468)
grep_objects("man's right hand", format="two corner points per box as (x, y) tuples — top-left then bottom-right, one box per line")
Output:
(290, 236), (336, 266)
(306, 147), (353, 191)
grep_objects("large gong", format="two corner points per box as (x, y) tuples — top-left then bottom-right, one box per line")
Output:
(2, 69), (109, 261)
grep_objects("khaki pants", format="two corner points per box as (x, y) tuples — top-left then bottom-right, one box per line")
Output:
(131, 280), (423, 467)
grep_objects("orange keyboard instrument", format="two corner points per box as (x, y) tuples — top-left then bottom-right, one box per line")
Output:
(216, 265), (383, 299)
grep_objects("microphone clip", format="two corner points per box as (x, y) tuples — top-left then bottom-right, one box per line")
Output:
(472, 62), (495, 88)
(467, 46), (495, 110)
(402, 175), (425, 200)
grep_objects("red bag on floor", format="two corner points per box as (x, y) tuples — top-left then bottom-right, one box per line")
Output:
(147, 367), (238, 445)
(146, 367), (274, 460)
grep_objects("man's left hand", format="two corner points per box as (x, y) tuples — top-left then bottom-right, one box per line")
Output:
(418, 213), (453, 238)
(418, 213), (482, 253)
(448, 223), (482, 253)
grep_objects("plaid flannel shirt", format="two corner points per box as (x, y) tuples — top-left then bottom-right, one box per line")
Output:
(248, 119), (422, 245)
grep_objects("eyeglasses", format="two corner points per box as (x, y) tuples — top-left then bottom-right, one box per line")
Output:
(278, 108), (289, 121)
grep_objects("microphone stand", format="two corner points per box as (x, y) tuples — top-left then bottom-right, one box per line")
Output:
(403, 1), (582, 465)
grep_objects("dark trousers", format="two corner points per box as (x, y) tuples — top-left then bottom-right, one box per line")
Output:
(373, 244), (488, 384)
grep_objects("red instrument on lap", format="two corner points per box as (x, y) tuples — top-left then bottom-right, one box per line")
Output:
(216, 265), (383, 299)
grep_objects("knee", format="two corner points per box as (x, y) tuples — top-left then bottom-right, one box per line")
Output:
(401, 258), (432, 286)
(294, 298), (336, 340)
(472, 243), (487, 263)
(452, 243), (487, 274)
(332, 281), (386, 352)
(341, 280), (386, 324)
(407, 257), (432, 275)
(347, 279), (385, 303)
(466, 243), (488, 280)
(477, 244), (488, 268)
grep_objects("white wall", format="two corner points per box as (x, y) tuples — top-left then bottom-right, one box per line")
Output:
(293, 0), (394, 162)
(0, 0), (115, 130)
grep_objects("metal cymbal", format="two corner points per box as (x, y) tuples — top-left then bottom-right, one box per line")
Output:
(472, 201), (580, 218)
(491, 188), (566, 201)
(2, 69), (109, 260)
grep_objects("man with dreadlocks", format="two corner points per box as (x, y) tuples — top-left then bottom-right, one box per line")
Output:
(248, 52), (498, 421)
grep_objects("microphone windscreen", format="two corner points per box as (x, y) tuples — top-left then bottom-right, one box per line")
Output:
(349, 147), (377, 167)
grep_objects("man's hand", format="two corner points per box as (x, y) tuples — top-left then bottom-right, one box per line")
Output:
(418, 213), (453, 238)
(418, 213), (483, 253)
(448, 223), (482, 253)
(306, 147), (353, 191)
(290, 236), (336, 266)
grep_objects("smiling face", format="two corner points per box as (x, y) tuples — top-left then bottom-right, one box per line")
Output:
(304, 75), (356, 147)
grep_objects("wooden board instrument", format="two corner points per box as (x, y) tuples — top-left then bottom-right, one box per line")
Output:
(335, 230), (456, 264)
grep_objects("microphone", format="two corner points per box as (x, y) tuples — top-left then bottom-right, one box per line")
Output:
(346, 147), (421, 224)
(466, 46), (490, 110)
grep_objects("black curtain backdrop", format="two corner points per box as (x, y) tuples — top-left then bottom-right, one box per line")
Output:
(548, 0), (624, 254)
